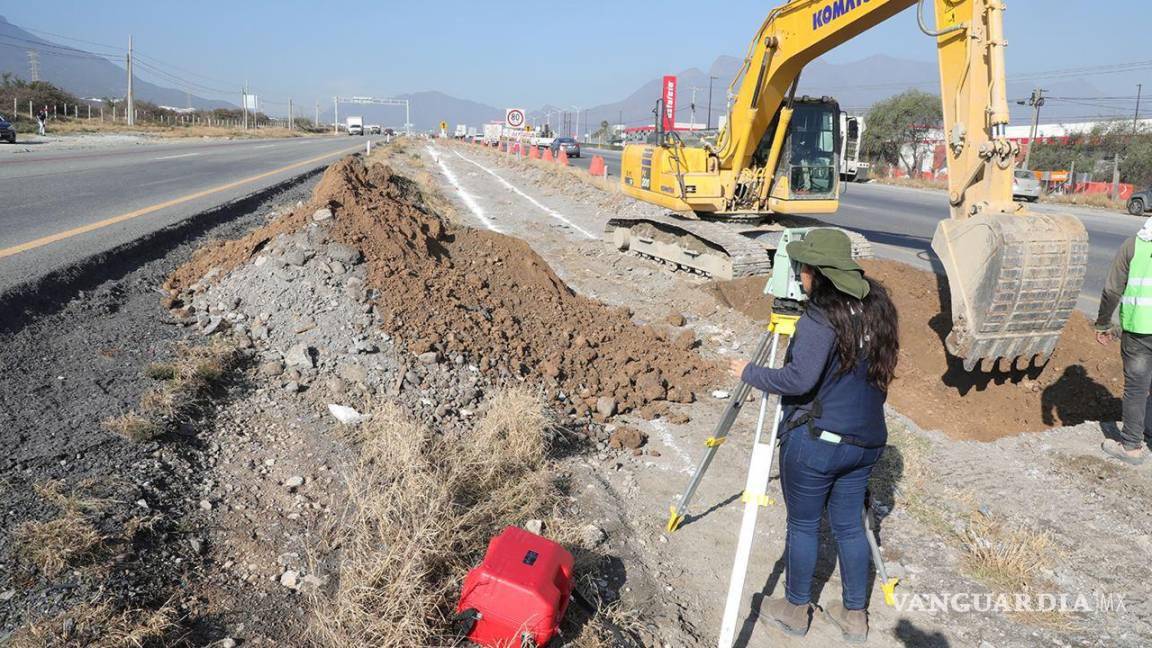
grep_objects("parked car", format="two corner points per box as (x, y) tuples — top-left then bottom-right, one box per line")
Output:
(1012, 169), (1041, 202)
(1129, 187), (1152, 216)
(549, 137), (580, 158)
(0, 113), (15, 143)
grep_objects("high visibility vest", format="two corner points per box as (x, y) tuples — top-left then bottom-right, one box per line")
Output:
(1121, 238), (1152, 334)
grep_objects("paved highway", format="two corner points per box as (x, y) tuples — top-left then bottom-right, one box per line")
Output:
(0, 135), (381, 294)
(571, 145), (1137, 315)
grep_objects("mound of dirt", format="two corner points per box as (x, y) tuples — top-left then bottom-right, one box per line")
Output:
(704, 259), (1122, 441)
(168, 157), (717, 417)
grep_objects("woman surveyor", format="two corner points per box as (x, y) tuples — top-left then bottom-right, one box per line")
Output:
(728, 228), (900, 643)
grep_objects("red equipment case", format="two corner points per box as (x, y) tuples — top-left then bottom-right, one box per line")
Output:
(456, 526), (575, 647)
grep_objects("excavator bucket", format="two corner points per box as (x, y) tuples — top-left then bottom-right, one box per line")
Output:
(931, 212), (1088, 371)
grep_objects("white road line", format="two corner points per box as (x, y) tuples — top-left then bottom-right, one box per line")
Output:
(253, 144), (277, 149)
(427, 146), (500, 233)
(152, 152), (200, 160)
(452, 150), (598, 240)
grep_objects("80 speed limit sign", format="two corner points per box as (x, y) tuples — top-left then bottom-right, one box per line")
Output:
(505, 108), (526, 129)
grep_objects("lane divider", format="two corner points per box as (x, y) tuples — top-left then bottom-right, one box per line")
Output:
(0, 143), (364, 260)
(153, 152), (201, 160)
(452, 150), (597, 240)
(427, 146), (501, 233)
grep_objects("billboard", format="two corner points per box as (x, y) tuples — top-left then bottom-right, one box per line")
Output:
(661, 75), (677, 131)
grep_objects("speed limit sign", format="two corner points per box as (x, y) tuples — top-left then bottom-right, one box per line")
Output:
(505, 108), (526, 129)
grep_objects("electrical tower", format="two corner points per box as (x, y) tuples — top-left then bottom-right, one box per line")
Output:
(26, 50), (39, 82)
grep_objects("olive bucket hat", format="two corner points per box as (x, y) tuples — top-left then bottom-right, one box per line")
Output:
(785, 228), (870, 299)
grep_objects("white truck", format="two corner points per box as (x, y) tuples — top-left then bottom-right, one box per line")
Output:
(345, 115), (364, 136)
(482, 123), (503, 146)
(454, 124), (468, 139)
(528, 124), (555, 150)
(839, 113), (870, 182)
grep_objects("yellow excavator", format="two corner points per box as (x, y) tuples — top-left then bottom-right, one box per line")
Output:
(611, 0), (1088, 371)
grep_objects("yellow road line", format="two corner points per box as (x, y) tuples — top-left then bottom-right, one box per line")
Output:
(0, 144), (362, 260)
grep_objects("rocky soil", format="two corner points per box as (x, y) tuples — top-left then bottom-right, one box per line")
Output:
(3, 137), (1150, 648)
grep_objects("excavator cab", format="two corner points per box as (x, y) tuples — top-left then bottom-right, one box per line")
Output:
(764, 98), (841, 202)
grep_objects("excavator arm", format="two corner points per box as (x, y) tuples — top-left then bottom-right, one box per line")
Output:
(619, 0), (1088, 371)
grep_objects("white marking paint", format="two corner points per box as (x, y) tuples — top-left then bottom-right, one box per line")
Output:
(650, 419), (695, 475)
(152, 152), (200, 160)
(253, 144), (277, 149)
(427, 146), (500, 233)
(452, 150), (598, 240)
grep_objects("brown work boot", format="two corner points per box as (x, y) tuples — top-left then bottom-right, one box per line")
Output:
(761, 597), (811, 636)
(823, 601), (868, 643)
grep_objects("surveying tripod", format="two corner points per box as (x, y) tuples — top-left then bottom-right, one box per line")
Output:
(666, 301), (898, 647)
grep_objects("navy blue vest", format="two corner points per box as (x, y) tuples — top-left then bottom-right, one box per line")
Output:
(780, 308), (888, 448)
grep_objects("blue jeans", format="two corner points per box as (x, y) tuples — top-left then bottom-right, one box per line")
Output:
(779, 428), (884, 610)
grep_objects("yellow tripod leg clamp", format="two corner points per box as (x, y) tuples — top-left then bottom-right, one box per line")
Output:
(666, 506), (685, 533)
(768, 313), (799, 337)
(740, 492), (776, 507)
(881, 578), (899, 607)
(704, 436), (726, 448)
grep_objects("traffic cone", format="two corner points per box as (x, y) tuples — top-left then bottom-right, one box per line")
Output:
(543, 148), (554, 162)
(529, 146), (540, 160)
(588, 155), (605, 177)
(558, 148), (569, 166)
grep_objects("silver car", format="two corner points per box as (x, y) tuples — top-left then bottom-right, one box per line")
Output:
(1013, 169), (1041, 202)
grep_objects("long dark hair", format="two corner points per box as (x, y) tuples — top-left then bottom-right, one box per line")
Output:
(807, 269), (900, 390)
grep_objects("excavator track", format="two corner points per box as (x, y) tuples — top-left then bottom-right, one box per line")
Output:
(606, 214), (774, 280)
(605, 213), (873, 280)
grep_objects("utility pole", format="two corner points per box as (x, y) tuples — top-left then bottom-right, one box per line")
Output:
(288, 98), (293, 131)
(707, 75), (718, 130)
(333, 96), (338, 135)
(690, 86), (698, 131)
(1019, 88), (1045, 170)
(1135, 83), (1143, 135)
(26, 50), (39, 82)
(126, 36), (135, 126)
(315, 101), (319, 129)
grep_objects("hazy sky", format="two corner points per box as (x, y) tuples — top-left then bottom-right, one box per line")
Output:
(4, 1), (1150, 112)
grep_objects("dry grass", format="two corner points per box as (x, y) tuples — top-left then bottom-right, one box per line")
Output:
(871, 176), (949, 191)
(102, 412), (161, 442)
(12, 512), (104, 577)
(101, 341), (240, 442)
(8, 601), (179, 648)
(11, 480), (119, 577)
(957, 510), (1056, 592)
(1039, 191), (1126, 211)
(47, 119), (315, 140)
(311, 387), (621, 647)
(310, 389), (553, 646)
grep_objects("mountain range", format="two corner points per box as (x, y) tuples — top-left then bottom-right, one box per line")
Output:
(0, 14), (1113, 131)
(0, 15), (233, 109)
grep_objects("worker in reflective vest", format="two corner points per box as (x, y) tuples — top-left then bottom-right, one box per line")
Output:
(1096, 222), (1152, 465)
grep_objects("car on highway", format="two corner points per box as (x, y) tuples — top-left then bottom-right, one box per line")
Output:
(0, 113), (15, 143)
(1129, 187), (1152, 216)
(1012, 168), (1041, 202)
(550, 137), (580, 158)
(366, 124), (382, 135)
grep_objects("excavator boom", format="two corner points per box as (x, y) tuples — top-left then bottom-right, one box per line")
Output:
(617, 0), (1088, 371)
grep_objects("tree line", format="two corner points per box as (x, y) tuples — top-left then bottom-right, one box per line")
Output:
(861, 89), (1152, 188)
